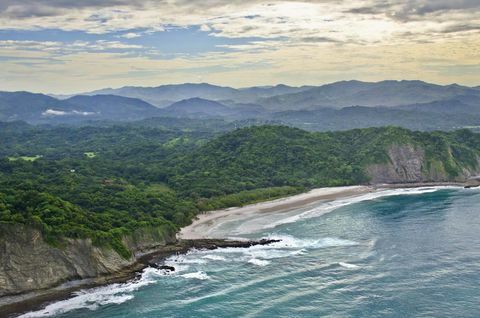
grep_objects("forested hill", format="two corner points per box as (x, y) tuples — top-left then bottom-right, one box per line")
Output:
(1, 123), (480, 258)
(168, 126), (480, 197)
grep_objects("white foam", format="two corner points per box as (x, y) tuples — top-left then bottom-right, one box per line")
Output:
(248, 258), (271, 266)
(202, 254), (227, 261)
(181, 271), (210, 280)
(339, 262), (360, 269)
(19, 267), (165, 317)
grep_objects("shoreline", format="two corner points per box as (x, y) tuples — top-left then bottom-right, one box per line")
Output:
(179, 182), (465, 240)
(1, 182), (466, 317)
(179, 185), (373, 240)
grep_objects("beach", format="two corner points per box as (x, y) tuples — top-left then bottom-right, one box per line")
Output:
(179, 185), (374, 240)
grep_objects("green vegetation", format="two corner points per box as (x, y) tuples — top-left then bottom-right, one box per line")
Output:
(1, 122), (480, 258)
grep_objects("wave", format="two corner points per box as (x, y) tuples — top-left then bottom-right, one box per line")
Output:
(338, 262), (360, 269)
(248, 258), (271, 266)
(18, 267), (166, 318)
(263, 187), (451, 230)
(202, 254), (227, 261)
(181, 271), (210, 280)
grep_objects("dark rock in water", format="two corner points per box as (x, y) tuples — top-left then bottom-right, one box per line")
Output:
(149, 264), (175, 271)
(159, 265), (175, 272)
(180, 238), (281, 250)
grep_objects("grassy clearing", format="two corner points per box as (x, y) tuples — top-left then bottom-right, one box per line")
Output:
(8, 155), (43, 162)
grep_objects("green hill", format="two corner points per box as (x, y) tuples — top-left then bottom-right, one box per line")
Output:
(1, 124), (480, 259)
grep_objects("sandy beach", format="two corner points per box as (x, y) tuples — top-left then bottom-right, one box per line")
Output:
(179, 185), (374, 240)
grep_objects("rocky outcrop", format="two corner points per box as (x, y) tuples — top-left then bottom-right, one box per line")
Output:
(367, 144), (425, 184)
(0, 224), (176, 298)
(366, 144), (480, 184)
(465, 176), (480, 188)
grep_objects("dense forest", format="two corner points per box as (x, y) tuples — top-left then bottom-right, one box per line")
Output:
(1, 121), (479, 257)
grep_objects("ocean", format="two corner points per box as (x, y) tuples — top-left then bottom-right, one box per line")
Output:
(20, 187), (480, 318)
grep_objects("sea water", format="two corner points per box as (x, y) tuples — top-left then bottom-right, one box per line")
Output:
(20, 187), (480, 317)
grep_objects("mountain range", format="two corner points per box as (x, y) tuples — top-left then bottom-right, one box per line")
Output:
(1, 80), (479, 130)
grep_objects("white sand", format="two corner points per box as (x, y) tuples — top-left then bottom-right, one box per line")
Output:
(179, 185), (373, 240)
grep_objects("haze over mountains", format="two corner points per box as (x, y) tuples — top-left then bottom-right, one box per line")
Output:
(1, 80), (479, 131)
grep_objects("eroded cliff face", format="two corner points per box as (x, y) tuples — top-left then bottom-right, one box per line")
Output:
(0, 224), (176, 297)
(366, 144), (480, 184)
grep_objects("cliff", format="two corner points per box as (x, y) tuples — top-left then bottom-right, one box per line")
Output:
(366, 144), (480, 184)
(0, 224), (176, 298)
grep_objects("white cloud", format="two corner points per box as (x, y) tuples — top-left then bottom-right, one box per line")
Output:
(0, 1), (478, 92)
(42, 109), (96, 116)
(119, 32), (141, 38)
(42, 109), (67, 116)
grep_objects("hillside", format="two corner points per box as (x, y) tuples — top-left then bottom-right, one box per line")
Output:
(1, 123), (480, 296)
(168, 126), (480, 198)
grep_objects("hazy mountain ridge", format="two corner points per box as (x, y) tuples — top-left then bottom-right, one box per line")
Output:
(0, 92), (164, 123)
(259, 80), (480, 110)
(1, 80), (479, 130)
(86, 83), (318, 107)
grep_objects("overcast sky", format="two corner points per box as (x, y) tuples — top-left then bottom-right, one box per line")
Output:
(0, 0), (479, 93)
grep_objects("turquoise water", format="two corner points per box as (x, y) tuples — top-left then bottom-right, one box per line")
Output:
(22, 187), (480, 317)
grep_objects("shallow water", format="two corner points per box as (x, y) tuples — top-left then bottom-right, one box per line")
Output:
(20, 187), (480, 318)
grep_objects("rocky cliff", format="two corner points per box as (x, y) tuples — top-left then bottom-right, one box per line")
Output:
(0, 224), (176, 297)
(366, 144), (480, 184)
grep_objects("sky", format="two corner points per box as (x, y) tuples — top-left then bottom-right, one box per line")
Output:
(0, 0), (479, 94)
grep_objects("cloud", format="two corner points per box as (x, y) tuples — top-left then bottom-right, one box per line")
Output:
(42, 109), (96, 116)
(119, 32), (141, 38)
(299, 36), (339, 43)
(0, 0), (478, 45)
(0, 1), (479, 92)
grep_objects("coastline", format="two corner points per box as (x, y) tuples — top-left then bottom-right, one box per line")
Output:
(179, 185), (374, 240)
(1, 182), (465, 318)
(179, 182), (465, 240)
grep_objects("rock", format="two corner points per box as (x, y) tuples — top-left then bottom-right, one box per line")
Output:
(180, 238), (281, 250)
(155, 265), (175, 272)
(465, 176), (480, 188)
(367, 144), (480, 185)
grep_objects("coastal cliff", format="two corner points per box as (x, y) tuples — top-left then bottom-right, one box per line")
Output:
(0, 224), (176, 298)
(366, 144), (480, 184)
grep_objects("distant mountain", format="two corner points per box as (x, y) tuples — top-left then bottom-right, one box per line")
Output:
(395, 95), (480, 115)
(88, 83), (240, 107)
(164, 98), (234, 117)
(2, 80), (480, 129)
(0, 91), (78, 122)
(238, 84), (313, 98)
(271, 106), (480, 131)
(258, 80), (480, 111)
(163, 98), (272, 119)
(86, 83), (312, 107)
(0, 92), (162, 123)
(66, 95), (163, 121)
